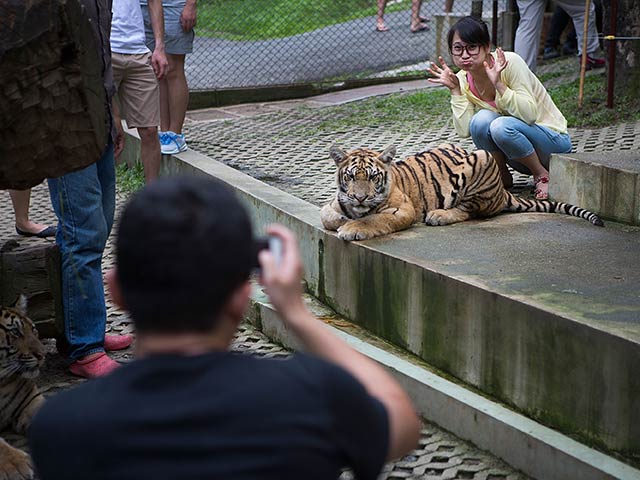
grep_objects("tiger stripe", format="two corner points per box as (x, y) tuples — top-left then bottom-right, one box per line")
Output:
(322, 144), (604, 241)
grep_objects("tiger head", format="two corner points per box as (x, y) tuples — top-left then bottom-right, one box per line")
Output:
(330, 145), (396, 219)
(0, 295), (45, 380)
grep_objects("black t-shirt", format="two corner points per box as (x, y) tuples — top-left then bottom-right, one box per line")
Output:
(29, 352), (389, 480)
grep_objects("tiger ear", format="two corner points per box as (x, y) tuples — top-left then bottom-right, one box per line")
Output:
(329, 145), (348, 166)
(11, 294), (28, 315)
(379, 146), (396, 164)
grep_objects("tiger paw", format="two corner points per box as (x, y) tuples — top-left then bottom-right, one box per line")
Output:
(320, 205), (349, 231)
(0, 440), (34, 480)
(424, 208), (468, 226)
(337, 223), (378, 241)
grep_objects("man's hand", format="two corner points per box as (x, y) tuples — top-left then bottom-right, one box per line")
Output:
(180, 1), (197, 32)
(151, 47), (169, 80)
(258, 225), (306, 321)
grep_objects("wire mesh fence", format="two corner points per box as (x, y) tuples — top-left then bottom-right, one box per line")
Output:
(187, 0), (510, 91)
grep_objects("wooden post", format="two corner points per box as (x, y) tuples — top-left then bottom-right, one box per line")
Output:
(578, 0), (591, 109)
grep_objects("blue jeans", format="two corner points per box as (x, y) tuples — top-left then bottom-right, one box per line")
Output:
(48, 142), (116, 361)
(469, 109), (572, 174)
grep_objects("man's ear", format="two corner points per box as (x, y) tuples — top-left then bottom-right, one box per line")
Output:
(224, 281), (252, 325)
(105, 268), (126, 310)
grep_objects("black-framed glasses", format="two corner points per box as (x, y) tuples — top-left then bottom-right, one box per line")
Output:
(451, 43), (481, 56)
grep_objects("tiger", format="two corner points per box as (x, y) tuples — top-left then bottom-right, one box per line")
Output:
(0, 295), (46, 480)
(320, 143), (604, 241)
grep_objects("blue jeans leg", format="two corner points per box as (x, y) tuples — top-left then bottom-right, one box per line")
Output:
(469, 110), (572, 175)
(488, 116), (572, 174)
(48, 142), (116, 361)
(469, 109), (501, 152)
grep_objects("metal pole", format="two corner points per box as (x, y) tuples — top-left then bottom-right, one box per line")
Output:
(606, 0), (618, 108)
(578, 0), (591, 109)
(492, 0), (498, 46)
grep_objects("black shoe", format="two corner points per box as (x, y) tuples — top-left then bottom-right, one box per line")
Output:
(561, 43), (577, 56)
(543, 47), (560, 60)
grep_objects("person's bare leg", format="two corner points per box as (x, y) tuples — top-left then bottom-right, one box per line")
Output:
(513, 151), (549, 198)
(158, 76), (171, 133)
(9, 189), (51, 234)
(411, 0), (428, 31)
(376, 0), (389, 31)
(137, 126), (161, 182)
(490, 150), (514, 189)
(166, 53), (189, 134)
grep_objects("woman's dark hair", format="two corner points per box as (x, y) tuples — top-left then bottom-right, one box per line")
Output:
(447, 16), (491, 50)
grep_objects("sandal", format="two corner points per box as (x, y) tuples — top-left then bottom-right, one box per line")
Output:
(410, 22), (430, 33)
(534, 174), (549, 200)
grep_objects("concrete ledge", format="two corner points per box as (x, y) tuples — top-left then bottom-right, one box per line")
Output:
(550, 152), (640, 225)
(246, 291), (640, 480)
(161, 148), (640, 462)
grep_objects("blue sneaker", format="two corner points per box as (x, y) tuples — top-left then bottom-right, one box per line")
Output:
(160, 131), (188, 155)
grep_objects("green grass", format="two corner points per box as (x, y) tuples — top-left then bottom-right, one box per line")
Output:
(197, 0), (413, 40)
(290, 69), (639, 136)
(549, 73), (640, 128)
(116, 162), (145, 196)
(288, 87), (451, 137)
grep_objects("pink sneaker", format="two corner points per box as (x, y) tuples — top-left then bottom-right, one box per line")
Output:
(69, 352), (121, 378)
(104, 334), (133, 351)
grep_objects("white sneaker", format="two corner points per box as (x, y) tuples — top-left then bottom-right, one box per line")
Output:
(160, 131), (188, 155)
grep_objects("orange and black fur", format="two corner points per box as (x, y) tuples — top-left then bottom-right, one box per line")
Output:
(320, 144), (603, 241)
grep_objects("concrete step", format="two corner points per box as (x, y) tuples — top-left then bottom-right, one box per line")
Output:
(551, 151), (640, 226)
(247, 287), (640, 480)
(161, 146), (640, 469)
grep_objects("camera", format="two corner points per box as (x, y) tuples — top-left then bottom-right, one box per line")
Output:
(253, 235), (283, 270)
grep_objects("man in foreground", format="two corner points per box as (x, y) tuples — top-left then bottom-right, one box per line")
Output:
(29, 176), (421, 479)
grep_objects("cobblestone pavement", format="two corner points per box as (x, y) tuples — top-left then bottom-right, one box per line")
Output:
(0, 185), (530, 479)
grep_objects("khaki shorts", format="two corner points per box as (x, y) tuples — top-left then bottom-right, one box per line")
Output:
(112, 52), (160, 128)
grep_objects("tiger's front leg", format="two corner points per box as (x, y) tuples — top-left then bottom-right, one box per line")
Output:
(424, 207), (471, 226)
(337, 204), (416, 241)
(320, 201), (349, 231)
(0, 438), (34, 480)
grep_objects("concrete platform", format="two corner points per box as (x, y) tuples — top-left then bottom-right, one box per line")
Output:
(161, 147), (640, 465)
(551, 151), (640, 225)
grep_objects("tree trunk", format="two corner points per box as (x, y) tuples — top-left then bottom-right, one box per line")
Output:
(604, 0), (640, 98)
(0, 0), (108, 190)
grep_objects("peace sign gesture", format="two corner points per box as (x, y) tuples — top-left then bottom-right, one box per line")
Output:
(483, 47), (508, 86)
(428, 56), (461, 95)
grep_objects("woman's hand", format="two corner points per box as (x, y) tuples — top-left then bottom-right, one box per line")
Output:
(428, 56), (461, 95)
(484, 47), (508, 88)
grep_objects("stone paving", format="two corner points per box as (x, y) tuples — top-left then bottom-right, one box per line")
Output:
(0, 185), (530, 479)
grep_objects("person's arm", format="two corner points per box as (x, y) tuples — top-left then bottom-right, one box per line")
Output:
(147, 0), (168, 80)
(429, 56), (474, 137)
(258, 225), (421, 460)
(490, 51), (538, 124)
(180, 0), (197, 32)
